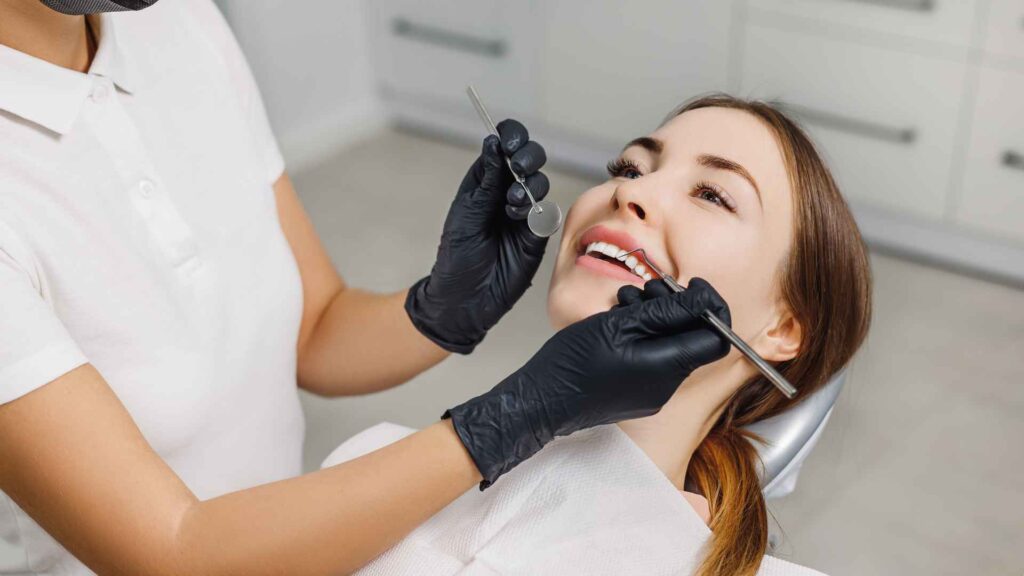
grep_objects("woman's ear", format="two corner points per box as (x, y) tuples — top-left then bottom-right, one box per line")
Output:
(759, 308), (802, 362)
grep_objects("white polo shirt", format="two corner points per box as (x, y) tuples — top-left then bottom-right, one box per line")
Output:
(0, 2), (305, 573)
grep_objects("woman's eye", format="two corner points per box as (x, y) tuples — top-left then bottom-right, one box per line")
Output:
(693, 183), (737, 213)
(606, 159), (643, 180)
(697, 187), (724, 206)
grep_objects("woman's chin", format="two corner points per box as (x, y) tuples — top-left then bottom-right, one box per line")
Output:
(547, 278), (620, 330)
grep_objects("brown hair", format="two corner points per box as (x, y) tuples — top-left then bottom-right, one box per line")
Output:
(667, 95), (873, 576)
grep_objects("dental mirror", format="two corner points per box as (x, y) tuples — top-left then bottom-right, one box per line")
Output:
(527, 200), (563, 238)
(466, 85), (563, 238)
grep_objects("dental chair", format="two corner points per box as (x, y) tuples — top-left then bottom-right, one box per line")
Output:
(747, 370), (846, 499)
(747, 370), (846, 551)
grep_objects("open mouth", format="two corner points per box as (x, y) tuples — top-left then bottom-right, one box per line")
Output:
(582, 241), (653, 282)
(573, 225), (671, 286)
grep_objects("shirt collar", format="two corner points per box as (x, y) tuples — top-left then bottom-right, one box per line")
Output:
(0, 14), (137, 135)
(87, 14), (138, 95)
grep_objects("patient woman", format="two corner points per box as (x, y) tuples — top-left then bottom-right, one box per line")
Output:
(325, 95), (873, 576)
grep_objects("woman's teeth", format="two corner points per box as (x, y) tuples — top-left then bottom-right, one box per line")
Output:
(584, 242), (653, 282)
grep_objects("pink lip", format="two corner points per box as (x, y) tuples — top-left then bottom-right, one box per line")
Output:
(575, 253), (646, 286)
(573, 225), (652, 287)
(574, 224), (670, 277)
(577, 225), (643, 256)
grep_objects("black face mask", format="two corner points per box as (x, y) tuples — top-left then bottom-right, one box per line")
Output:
(39, 0), (160, 15)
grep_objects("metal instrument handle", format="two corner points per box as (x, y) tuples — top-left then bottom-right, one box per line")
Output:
(657, 265), (797, 399)
(703, 312), (798, 399)
(466, 86), (540, 211)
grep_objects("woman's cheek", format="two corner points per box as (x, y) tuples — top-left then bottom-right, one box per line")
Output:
(551, 185), (609, 282)
(686, 258), (770, 343)
(561, 186), (609, 231)
(547, 190), (619, 329)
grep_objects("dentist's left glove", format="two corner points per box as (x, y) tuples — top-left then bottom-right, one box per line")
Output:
(406, 119), (551, 354)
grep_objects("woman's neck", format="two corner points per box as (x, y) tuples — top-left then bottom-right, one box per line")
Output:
(0, 3), (95, 72)
(616, 359), (750, 490)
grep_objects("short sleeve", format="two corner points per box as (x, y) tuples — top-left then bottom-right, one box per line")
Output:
(187, 0), (286, 184)
(0, 227), (87, 405)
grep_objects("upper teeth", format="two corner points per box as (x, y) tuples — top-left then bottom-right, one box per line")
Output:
(585, 242), (653, 282)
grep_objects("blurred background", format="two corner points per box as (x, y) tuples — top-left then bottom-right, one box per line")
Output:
(218, 1), (1022, 574)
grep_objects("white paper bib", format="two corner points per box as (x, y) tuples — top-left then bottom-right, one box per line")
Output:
(323, 423), (826, 576)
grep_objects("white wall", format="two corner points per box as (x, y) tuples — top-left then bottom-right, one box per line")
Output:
(220, 0), (383, 172)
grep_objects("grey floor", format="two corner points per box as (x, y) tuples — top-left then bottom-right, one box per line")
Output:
(293, 129), (1024, 576)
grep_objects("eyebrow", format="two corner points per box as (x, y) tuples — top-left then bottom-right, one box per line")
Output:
(623, 137), (763, 208)
(623, 136), (663, 154)
(697, 154), (762, 208)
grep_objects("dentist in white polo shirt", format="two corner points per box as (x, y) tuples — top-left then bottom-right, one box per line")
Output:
(0, 0), (734, 574)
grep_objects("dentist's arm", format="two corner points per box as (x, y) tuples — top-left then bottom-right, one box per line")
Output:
(0, 279), (730, 575)
(290, 119), (551, 396)
(0, 367), (481, 576)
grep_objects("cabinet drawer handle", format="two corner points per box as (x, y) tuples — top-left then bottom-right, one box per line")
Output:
(1003, 151), (1024, 171)
(392, 18), (506, 58)
(778, 102), (917, 145)
(838, 0), (936, 12)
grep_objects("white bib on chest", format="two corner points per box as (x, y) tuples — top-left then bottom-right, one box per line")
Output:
(323, 424), (826, 576)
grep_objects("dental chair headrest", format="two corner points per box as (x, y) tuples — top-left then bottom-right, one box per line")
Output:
(744, 371), (846, 499)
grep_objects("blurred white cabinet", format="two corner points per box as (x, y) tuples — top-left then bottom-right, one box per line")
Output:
(955, 65), (1024, 242)
(371, 0), (538, 121)
(740, 23), (969, 220)
(983, 0), (1024, 61)
(748, 0), (980, 48)
(536, 2), (734, 148)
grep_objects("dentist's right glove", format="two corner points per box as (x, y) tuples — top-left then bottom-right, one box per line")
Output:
(444, 278), (731, 488)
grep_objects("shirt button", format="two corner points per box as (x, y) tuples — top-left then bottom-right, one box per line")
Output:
(91, 83), (110, 101)
(139, 180), (155, 198)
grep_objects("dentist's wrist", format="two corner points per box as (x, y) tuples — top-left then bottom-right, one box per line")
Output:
(442, 373), (551, 489)
(404, 275), (484, 355)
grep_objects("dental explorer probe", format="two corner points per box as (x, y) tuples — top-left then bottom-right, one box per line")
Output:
(466, 85), (563, 238)
(619, 248), (799, 400)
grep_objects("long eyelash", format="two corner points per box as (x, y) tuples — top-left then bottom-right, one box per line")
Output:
(606, 158), (642, 178)
(694, 180), (737, 213)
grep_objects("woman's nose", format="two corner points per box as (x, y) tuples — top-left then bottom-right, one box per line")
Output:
(611, 180), (652, 223)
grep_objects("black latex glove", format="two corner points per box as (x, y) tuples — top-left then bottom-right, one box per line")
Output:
(445, 277), (732, 488)
(405, 119), (551, 354)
